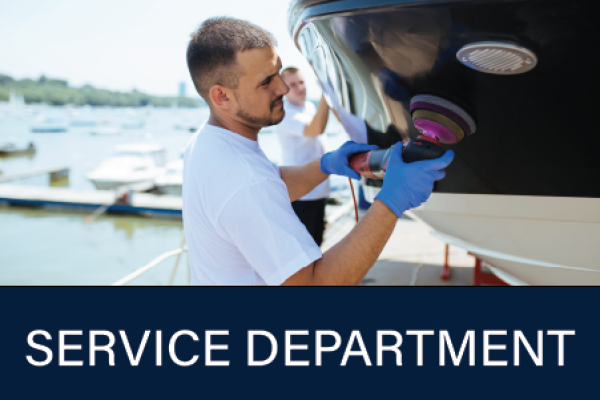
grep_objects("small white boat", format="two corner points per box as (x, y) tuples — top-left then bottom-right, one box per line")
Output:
(154, 158), (183, 196)
(122, 119), (145, 129)
(8, 90), (29, 118)
(71, 119), (97, 127)
(86, 143), (166, 190)
(0, 141), (36, 156)
(174, 123), (199, 132)
(91, 127), (121, 135)
(31, 116), (67, 133)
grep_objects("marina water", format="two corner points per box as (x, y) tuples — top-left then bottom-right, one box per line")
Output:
(0, 104), (348, 285)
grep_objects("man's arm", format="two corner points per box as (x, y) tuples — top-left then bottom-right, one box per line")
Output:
(283, 199), (397, 285)
(280, 160), (327, 202)
(279, 141), (377, 202)
(282, 145), (454, 286)
(303, 96), (329, 137)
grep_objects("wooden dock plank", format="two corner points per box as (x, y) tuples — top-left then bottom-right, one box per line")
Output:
(0, 166), (69, 183)
(0, 184), (115, 204)
(131, 193), (182, 210)
(0, 184), (182, 215)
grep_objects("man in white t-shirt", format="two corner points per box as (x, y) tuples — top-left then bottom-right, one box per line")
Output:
(276, 67), (329, 246)
(183, 17), (454, 285)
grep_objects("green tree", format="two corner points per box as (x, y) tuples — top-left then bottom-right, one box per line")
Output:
(0, 73), (204, 108)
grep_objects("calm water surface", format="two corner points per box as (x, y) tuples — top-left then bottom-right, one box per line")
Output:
(0, 104), (347, 285)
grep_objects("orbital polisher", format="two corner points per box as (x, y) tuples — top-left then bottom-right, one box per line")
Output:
(349, 94), (476, 178)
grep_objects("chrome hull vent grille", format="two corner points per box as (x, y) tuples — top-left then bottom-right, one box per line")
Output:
(456, 42), (537, 75)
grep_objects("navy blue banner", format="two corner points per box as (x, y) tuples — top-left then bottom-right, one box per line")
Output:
(1, 288), (598, 399)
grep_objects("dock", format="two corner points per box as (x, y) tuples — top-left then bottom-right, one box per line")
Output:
(0, 184), (182, 216)
(0, 166), (69, 183)
(322, 209), (479, 286)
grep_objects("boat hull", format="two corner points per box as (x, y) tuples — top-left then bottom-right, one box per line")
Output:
(31, 127), (66, 133)
(291, 0), (600, 284)
(0, 149), (36, 156)
(400, 193), (600, 285)
(155, 184), (182, 196)
(88, 178), (155, 191)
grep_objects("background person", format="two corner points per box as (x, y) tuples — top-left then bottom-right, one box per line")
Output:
(276, 67), (330, 246)
(183, 17), (454, 286)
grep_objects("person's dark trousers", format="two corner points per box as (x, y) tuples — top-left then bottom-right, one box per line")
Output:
(291, 198), (327, 246)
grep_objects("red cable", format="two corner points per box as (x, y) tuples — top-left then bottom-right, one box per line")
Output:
(349, 178), (359, 223)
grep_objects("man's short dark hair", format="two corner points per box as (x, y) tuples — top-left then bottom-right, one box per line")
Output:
(187, 17), (277, 102)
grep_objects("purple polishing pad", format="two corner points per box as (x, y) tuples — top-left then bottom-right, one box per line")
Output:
(410, 94), (476, 136)
(410, 101), (472, 137)
(413, 119), (458, 144)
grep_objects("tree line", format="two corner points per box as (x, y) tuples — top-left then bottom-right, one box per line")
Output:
(0, 74), (203, 108)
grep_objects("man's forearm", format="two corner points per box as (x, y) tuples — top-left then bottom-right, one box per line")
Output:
(281, 137), (454, 286)
(303, 96), (329, 137)
(315, 200), (397, 284)
(283, 200), (398, 285)
(280, 159), (328, 201)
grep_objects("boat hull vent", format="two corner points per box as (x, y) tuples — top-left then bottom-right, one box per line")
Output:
(456, 42), (537, 75)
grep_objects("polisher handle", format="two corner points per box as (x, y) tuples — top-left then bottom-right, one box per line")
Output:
(349, 135), (446, 179)
(349, 147), (392, 179)
(402, 135), (446, 163)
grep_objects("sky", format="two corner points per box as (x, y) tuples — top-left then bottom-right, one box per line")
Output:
(0, 0), (321, 99)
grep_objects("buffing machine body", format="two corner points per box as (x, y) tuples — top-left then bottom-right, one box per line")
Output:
(349, 94), (477, 178)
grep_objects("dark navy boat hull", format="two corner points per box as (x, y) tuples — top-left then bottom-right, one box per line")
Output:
(289, 0), (600, 284)
(289, 0), (599, 198)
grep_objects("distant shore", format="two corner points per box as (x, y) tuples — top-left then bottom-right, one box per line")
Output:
(0, 73), (204, 108)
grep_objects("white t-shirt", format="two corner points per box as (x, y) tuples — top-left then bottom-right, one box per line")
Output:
(276, 101), (330, 200)
(182, 122), (322, 285)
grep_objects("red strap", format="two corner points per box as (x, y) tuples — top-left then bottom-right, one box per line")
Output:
(416, 135), (441, 146)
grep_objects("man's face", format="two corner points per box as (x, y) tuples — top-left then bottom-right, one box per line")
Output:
(282, 71), (306, 105)
(232, 46), (289, 128)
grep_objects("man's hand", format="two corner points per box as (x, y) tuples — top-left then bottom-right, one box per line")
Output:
(320, 141), (379, 180)
(375, 145), (454, 217)
(284, 143), (453, 286)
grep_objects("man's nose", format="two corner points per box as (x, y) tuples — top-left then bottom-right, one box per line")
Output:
(276, 75), (290, 97)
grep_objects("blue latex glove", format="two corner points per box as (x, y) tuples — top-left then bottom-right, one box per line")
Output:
(320, 141), (379, 180)
(375, 145), (454, 217)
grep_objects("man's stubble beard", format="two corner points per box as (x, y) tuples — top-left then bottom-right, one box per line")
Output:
(235, 95), (285, 128)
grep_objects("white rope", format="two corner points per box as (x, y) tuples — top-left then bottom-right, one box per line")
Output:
(409, 251), (426, 286)
(112, 246), (187, 286)
(168, 236), (187, 285)
(85, 204), (111, 223)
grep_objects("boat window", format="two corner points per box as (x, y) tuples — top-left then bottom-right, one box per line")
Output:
(298, 28), (309, 59)
(301, 25), (351, 114)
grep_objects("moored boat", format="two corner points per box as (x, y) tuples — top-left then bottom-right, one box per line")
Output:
(70, 119), (98, 127)
(86, 143), (166, 190)
(121, 119), (145, 129)
(154, 158), (183, 196)
(31, 116), (67, 133)
(0, 142), (36, 156)
(91, 127), (121, 135)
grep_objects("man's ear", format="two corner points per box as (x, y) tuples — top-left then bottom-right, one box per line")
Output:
(209, 85), (233, 110)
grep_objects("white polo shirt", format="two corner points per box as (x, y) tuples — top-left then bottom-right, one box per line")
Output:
(276, 101), (330, 200)
(182, 122), (322, 285)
